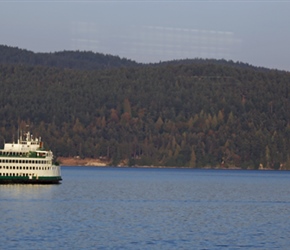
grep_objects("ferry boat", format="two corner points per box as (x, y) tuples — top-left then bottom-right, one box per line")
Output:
(0, 131), (62, 184)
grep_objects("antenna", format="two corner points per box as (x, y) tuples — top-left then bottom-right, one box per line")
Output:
(17, 126), (20, 143)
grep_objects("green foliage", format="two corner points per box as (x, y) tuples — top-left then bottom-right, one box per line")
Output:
(0, 45), (290, 169)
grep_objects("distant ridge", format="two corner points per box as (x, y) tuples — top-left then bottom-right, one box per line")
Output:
(157, 58), (274, 72)
(0, 44), (280, 72)
(0, 45), (139, 70)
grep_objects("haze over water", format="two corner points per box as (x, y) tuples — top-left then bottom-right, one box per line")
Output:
(1, 167), (290, 249)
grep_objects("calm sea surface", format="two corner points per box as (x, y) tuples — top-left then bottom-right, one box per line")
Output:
(1, 167), (290, 249)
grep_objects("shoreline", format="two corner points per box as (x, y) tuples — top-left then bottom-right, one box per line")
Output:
(57, 157), (286, 170)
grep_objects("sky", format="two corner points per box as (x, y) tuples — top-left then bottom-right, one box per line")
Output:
(0, 1), (290, 71)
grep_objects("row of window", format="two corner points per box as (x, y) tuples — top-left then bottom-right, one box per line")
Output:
(0, 166), (52, 170)
(1, 173), (36, 177)
(0, 151), (47, 157)
(0, 159), (50, 164)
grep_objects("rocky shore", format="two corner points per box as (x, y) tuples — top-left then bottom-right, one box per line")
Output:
(57, 157), (109, 167)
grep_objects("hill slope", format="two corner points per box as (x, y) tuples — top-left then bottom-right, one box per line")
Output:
(0, 45), (290, 169)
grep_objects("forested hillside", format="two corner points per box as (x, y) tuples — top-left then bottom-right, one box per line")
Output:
(1, 45), (290, 169)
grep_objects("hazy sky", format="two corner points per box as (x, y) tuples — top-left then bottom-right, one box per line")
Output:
(0, 1), (289, 71)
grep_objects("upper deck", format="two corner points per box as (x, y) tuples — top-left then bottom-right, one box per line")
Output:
(0, 131), (50, 157)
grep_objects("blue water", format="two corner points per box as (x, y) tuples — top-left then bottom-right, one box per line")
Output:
(1, 167), (290, 249)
